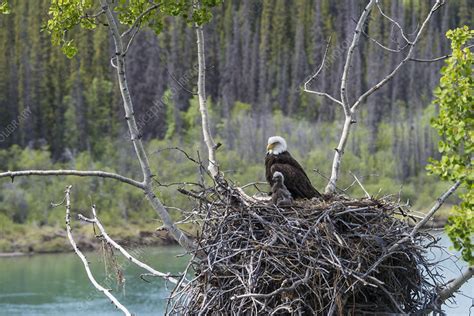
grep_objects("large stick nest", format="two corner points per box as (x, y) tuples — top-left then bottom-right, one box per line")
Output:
(168, 179), (441, 315)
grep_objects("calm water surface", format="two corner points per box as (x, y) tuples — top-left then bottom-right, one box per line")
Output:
(0, 246), (188, 315)
(0, 234), (472, 315)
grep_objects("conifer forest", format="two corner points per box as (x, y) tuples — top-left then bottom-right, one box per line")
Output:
(0, 0), (472, 314)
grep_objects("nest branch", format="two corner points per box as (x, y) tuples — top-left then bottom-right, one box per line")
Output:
(167, 181), (449, 315)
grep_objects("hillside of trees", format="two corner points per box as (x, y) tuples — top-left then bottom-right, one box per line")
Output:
(0, 0), (472, 250)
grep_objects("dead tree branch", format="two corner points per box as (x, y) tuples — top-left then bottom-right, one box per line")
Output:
(350, 0), (444, 112)
(349, 171), (371, 199)
(375, 0), (414, 45)
(77, 205), (183, 286)
(0, 170), (144, 189)
(323, 0), (377, 194)
(409, 44), (473, 62)
(407, 181), (460, 237)
(388, 180), (460, 253)
(303, 38), (343, 106)
(305, 0), (444, 194)
(64, 186), (131, 316)
(437, 266), (473, 303)
(409, 55), (451, 62)
(340, 0), (376, 115)
(361, 28), (409, 53)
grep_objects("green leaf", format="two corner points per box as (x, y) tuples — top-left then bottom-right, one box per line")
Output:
(46, 0), (223, 56)
(428, 26), (474, 264)
(0, 1), (11, 14)
(61, 40), (78, 59)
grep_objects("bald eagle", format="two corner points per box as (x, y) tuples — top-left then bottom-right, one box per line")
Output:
(271, 171), (294, 206)
(265, 136), (321, 199)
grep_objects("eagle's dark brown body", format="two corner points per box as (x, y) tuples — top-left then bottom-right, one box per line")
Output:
(265, 151), (321, 199)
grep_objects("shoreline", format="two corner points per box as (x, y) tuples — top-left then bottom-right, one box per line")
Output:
(0, 242), (182, 258)
(0, 237), (179, 258)
(0, 223), (180, 257)
(0, 218), (448, 257)
(0, 252), (26, 257)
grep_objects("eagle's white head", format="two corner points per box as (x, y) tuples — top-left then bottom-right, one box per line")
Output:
(267, 136), (287, 155)
(272, 171), (285, 182)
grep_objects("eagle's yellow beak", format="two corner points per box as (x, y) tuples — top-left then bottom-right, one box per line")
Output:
(267, 143), (275, 151)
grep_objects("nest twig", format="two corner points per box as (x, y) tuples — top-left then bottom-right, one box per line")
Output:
(167, 178), (442, 315)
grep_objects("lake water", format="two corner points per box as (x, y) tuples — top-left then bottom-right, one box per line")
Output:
(0, 246), (189, 315)
(0, 233), (472, 315)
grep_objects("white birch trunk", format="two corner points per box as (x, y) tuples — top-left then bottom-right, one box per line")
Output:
(101, 0), (195, 251)
(196, 25), (219, 177)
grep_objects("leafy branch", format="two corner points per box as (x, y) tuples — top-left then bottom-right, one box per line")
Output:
(45, 0), (222, 58)
(428, 26), (473, 265)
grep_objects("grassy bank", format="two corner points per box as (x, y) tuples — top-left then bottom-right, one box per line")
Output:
(0, 204), (453, 255)
(0, 221), (185, 255)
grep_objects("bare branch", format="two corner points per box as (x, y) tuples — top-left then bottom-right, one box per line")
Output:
(409, 55), (451, 63)
(304, 90), (343, 107)
(164, 66), (197, 95)
(349, 171), (370, 199)
(78, 206), (183, 286)
(351, 0), (444, 112)
(387, 180), (460, 253)
(437, 266), (473, 302)
(0, 170), (144, 189)
(324, 0), (444, 194)
(240, 181), (267, 189)
(361, 28), (410, 53)
(409, 45), (473, 62)
(375, 0), (414, 45)
(303, 38), (330, 87)
(64, 186), (131, 316)
(340, 0), (377, 116)
(303, 37), (343, 107)
(408, 181), (460, 237)
(231, 269), (311, 300)
(195, 25), (219, 177)
(323, 0), (377, 194)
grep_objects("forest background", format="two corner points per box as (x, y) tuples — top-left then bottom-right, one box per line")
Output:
(0, 0), (472, 252)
